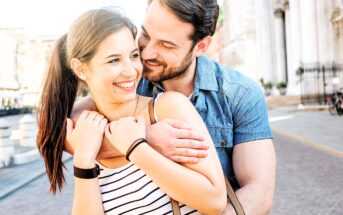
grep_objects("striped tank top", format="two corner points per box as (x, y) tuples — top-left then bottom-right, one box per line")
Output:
(98, 161), (201, 214)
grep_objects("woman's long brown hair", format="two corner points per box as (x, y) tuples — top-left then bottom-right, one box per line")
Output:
(37, 35), (78, 193)
(37, 8), (137, 193)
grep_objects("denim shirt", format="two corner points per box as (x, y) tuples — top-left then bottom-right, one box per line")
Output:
(137, 55), (273, 189)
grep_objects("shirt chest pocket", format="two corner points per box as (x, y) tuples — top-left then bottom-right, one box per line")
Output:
(207, 126), (233, 148)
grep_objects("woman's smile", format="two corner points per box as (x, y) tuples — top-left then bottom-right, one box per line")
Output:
(113, 79), (136, 92)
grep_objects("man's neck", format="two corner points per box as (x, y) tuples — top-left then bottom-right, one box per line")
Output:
(161, 59), (196, 97)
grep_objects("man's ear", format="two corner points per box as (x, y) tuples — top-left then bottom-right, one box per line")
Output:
(70, 58), (87, 80)
(193, 36), (212, 57)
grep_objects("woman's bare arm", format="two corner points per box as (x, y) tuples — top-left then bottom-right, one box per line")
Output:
(128, 92), (227, 214)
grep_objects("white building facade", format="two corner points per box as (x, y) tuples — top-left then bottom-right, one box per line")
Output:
(0, 29), (55, 110)
(221, 0), (343, 103)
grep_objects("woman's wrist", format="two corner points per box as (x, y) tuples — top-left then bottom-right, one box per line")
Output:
(74, 154), (96, 168)
(125, 138), (147, 161)
(127, 140), (148, 161)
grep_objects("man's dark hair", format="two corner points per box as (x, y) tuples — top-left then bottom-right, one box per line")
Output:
(149, 0), (219, 43)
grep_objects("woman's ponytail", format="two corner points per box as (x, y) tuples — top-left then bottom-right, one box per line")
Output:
(37, 34), (79, 193)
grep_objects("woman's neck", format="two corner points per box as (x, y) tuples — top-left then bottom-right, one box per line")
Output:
(92, 95), (139, 121)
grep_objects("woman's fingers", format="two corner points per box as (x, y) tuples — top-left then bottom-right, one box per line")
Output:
(136, 117), (145, 124)
(86, 111), (98, 122)
(78, 110), (90, 120)
(104, 124), (111, 140)
(98, 118), (108, 131)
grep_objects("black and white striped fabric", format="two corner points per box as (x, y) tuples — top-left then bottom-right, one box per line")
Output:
(98, 162), (201, 215)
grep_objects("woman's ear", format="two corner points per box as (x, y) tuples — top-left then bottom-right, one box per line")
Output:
(70, 58), (87, 80)
(194, 36), (212, 57)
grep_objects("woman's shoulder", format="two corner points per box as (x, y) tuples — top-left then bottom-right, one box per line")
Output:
(156, 91), (189, 105)
(154, 92), (194, 119)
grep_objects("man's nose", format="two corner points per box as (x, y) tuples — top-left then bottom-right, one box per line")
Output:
(140, 41), (158, 60)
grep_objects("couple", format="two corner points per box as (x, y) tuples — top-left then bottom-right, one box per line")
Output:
(37, 0), (276, 214)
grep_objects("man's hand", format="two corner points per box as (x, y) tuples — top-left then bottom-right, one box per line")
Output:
(146, 119), (209, 163)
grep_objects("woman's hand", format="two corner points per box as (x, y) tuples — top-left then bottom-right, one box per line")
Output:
(105, 117), (146, 155)
(66, 110), (107, 167)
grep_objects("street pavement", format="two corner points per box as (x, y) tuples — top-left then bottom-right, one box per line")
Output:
(0, 159), (74, 215)
(0, 107), (342, 214)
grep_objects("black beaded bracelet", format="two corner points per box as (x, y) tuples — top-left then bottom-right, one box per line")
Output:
(126, 138), (147, 161)
(74, 164), (100, 179)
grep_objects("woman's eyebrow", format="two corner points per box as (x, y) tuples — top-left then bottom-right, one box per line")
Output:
(105, 48), (138, 59)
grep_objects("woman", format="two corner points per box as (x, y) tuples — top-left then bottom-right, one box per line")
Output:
(37, 8), (226, 215)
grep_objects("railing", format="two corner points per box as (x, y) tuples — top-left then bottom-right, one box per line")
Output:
(299, 62), (343, 104)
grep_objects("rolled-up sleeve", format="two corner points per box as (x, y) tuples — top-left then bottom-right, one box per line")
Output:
(232, 82), (273, 145)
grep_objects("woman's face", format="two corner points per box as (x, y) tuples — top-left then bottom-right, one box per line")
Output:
(84, 27), (143, 104)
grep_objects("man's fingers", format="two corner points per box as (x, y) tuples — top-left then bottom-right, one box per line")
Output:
(173, 147), (208, 158)
(175, 129), (205, 141)
(173, 138), (209, 150)
(170, 155), (200, 164)
(162, 119), (192, 130)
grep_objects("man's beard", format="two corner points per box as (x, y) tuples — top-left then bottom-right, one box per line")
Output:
(142, 50), (194, 82)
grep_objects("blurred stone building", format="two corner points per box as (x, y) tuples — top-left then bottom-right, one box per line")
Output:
(220, 0), (343, 103)
(0, 28), (55, 111)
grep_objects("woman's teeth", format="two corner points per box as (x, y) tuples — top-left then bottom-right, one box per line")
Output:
(115, 81), (135, 88)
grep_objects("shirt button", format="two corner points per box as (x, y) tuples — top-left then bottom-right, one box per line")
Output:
(220, 140), (226, 147)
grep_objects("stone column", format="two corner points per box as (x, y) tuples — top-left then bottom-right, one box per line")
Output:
(316, 0), (335, 64)
(299, 0), (319, 64)
(284, 2), (292, 94)
(331, 6), (343, 63)
(255, 0), (275, 84)
(288, 0), (302, 95)
(274, 8), (287, 85)
(299, 0), (319, 102)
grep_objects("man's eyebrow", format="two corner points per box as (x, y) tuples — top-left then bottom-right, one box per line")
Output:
(141, 25), (178, 48)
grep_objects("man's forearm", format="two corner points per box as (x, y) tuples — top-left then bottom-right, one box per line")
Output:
(229, 180), (274, 215)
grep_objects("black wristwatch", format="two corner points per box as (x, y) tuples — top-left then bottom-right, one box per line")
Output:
(74, 164), (100, 179)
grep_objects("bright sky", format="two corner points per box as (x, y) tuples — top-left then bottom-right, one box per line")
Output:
(0, 0), (224, 37)
(0, 0), (148, 37)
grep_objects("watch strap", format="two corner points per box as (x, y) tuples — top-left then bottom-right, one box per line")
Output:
(74, 164), (100, 179)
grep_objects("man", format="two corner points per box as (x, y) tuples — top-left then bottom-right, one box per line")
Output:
(72, 0), (276, 214)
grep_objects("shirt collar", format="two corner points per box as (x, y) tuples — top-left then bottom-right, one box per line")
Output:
(193, 55), (219, 95)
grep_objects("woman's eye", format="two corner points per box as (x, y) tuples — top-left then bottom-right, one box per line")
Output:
(109, 58), (120, 63)
(131, 53), (140, 59)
